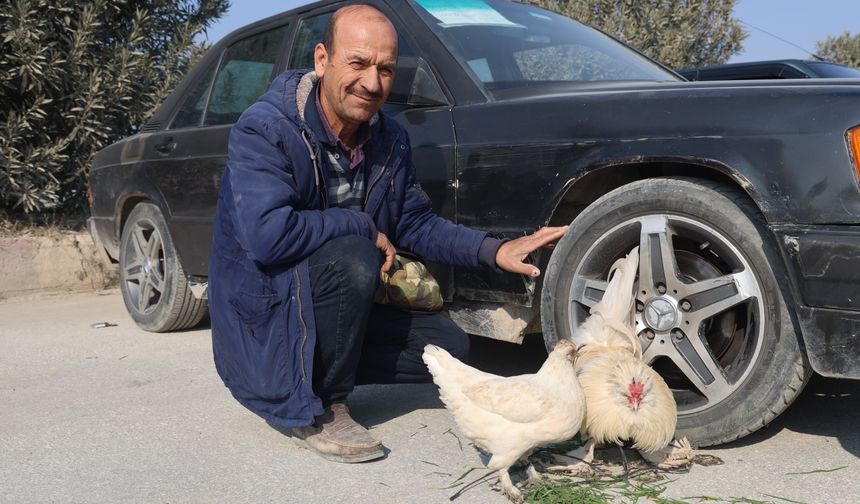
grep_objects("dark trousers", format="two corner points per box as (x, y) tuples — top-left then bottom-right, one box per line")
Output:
(308, 235), (469, 406)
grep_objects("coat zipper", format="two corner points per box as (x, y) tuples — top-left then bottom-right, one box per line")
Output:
(300, 128), (327, 209)
(317, 145), (328, 209)
(294, 268), (308, 380)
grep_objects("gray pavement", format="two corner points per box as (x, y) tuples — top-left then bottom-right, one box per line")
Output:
(1, 291), (859, 504)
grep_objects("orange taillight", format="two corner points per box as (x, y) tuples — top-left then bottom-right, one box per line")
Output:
(850, 127), (860, 183)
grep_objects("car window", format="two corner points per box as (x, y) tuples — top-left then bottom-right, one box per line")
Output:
(171, 61), (218, 129)
(287, 11), (445, 106)
(203, 26), (287, 127)
(777, 66), (806, 79)
(512, 44), (641, 82)
(806, 62), (860, 78)
(409, 0), (677, 94)
(287, 12), (330, 70)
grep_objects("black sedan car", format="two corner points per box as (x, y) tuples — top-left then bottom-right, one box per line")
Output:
(87, 0), (860, 447)
(679, 58), (860, 81)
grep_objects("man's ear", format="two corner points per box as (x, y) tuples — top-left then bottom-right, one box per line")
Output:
(313, 43), (328, 77)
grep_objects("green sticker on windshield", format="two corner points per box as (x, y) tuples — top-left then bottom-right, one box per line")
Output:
(416, 0), (520, 27)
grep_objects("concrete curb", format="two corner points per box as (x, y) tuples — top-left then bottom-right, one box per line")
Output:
(0, 231), (118, 301)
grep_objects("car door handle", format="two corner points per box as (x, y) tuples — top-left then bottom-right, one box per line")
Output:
(154, 140), (176, 155)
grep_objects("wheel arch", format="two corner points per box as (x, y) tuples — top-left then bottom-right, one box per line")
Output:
(113, 192), (172, 253)
(546, 158), (765, 228)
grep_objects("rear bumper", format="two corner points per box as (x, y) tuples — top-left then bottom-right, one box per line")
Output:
(774, 225), (860, 378)
(87, 216), (117, 265)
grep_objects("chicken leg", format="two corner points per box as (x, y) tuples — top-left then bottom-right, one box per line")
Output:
(639, 437), (695, 469)
(525, 463), (544, 485)
(515, 448), (544, 486)
(498, 468), (523, 504)
(545, 437), (597, 475)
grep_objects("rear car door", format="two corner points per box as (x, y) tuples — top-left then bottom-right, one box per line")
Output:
(153, 25), (290, 277)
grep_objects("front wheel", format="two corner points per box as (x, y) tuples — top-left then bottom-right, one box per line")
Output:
(541, 177), (810, 446)
(119, 202), (208, 332)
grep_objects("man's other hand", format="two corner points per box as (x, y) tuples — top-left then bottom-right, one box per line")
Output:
(376, 232), (396, 273)
(495, 226), (568, 277)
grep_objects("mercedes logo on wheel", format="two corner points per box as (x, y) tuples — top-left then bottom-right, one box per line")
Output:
(643, 297), (678, 332)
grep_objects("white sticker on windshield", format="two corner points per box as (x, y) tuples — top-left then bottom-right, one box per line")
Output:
(417, 0), (521, 28)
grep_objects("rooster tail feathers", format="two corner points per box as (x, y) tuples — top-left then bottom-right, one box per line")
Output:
(579, 246), (642, 356)
(592, 246), (639, 322)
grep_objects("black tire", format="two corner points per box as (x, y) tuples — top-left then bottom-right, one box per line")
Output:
(119, 202), (208, 332)
(541, 177), (811, 447)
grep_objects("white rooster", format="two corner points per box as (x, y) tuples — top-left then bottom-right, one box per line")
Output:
(422, 339), (585, 503)
(549, 246), (694, 474)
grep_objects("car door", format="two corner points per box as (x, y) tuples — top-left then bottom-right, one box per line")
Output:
(150, 24), (290, 277)
(284, 4), (458, 297)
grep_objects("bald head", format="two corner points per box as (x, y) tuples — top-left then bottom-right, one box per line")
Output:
(322, 4), (397, 56)
(313, 3), (398, 145)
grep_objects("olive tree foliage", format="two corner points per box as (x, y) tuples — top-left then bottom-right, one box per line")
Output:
(528, 0), (746, 69)
(0, 0), (228, 217)
(816, 32), (860, 69)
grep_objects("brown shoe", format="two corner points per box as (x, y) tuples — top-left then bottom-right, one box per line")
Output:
(291, 402), (385, 463)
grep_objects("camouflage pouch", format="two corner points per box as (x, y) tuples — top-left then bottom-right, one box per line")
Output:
(375, 254), (443, 312)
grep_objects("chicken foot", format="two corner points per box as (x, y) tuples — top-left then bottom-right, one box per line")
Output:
(525, 463), (544, 485)
(639, 437), (695, 469)
(494, 454), (543, 504)
(498, 468), (524, 504)
(516, 449), (545, 486)
(545, 437), (597, 476)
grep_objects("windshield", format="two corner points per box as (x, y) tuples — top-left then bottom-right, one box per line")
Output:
(807, 62), (860, 78)
(409, 0), (678, 95)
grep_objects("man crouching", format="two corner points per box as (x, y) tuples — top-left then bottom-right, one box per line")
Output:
(209, 4), (565, 463)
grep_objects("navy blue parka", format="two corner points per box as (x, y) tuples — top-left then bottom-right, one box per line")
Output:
(209, 70), (488, 428)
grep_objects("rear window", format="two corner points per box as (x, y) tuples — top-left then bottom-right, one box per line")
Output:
(171, 62), (217, 129)
(203, 27), (287, 126)
(807, 62), (860, 78)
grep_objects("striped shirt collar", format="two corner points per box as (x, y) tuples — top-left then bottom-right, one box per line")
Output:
(314, 84), (370, 171)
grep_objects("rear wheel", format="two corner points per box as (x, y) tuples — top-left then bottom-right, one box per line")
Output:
(119, 202), (207, 332)
(541, 177), (811, 446)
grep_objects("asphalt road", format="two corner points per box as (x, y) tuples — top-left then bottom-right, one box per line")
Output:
(2, 291), (859, 504)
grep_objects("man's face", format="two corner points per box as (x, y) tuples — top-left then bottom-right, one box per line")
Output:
(314, 13), (397, 130)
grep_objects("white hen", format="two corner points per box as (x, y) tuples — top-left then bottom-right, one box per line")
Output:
(422, 339), (585, 503)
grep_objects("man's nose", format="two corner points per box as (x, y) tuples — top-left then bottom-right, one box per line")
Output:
(360, 67), (382, 95)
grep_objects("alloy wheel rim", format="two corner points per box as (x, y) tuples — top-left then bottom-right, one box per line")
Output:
(123, 220), (167, 315)
(567, 214), (765, 414)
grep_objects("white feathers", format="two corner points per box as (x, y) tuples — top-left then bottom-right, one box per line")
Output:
(422, 340), (586, 470)
(571, 248), (642, 357)
(573, 246), (679, 453)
